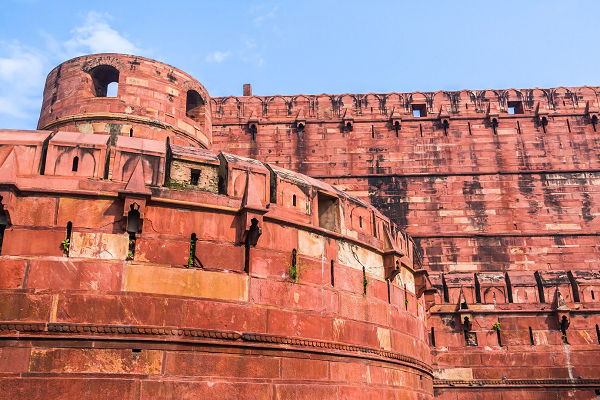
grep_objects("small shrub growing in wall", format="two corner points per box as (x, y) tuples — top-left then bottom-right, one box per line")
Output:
(61, 238), (70, 257)
(286, 249), (312, 283)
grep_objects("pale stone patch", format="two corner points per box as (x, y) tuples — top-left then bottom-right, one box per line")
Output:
(447, 263), (478, 272)
(434, 367), (473, 380)
(165, 86), (179, 96)
(337, 241), (384, 279)
(546, 224), (580, 230)
(125, 77), (148, 87)
(70, 232), (128, 260)
(124, 264), (248, 301)
(333, 318), (345, 341)
(298, 231), (324, 258)
(376, 327), (391, 351)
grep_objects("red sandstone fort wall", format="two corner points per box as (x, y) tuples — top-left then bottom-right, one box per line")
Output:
(210, 87), (600, 397)
(3, 52), (600, 398)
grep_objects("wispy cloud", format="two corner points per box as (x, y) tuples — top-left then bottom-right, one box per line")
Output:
(0, 11), (142, 128)
(64, 12), (140, 56)
(253, 6), (277, 27)
(206, 50), (232, 63)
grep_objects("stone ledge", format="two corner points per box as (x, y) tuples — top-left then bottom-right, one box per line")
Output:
(0, 321), (432, 374)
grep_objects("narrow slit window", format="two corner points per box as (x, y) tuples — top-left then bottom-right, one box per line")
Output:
(72, 156), (79, 172)
(430, 327), (436, 347)
(187, 233), (197, 268)
(496, 328), (502, 347)
(359, 216), (363, 228)
(468, 122), (472, 136)
(371, 125), (375, 138)
(0, 203), (7, 254)
(596, 324), (600, 344)
(292, 194), (297, 207)
(64, 221), (72, 257)
(567, 119), (571, 133)
(387, 279), (391, 303)
(529, 327), (535, 345)
(330, 260), (335, 287)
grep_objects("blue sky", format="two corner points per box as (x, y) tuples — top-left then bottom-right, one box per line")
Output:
(1, 0), (599, 129)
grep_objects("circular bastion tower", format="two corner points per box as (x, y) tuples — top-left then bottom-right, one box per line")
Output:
(0, 54), (435, 399)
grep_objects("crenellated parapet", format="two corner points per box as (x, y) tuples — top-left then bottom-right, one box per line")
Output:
(212, 86), (600, 127)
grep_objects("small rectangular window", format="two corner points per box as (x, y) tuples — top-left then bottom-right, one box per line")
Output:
(412, 104), (427, 118)
(465, 331), (478, 346)
(507, 101), (524, 114)
(317, 192), (338, 232)
(190, 170), (200, 185)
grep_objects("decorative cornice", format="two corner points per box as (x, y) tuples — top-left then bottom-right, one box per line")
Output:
(0, 322), (432, 374)
(434, 378), (600, 388)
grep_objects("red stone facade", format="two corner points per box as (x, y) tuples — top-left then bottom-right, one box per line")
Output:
(2, 52), (600, 398)
(211, 84), (600, 397)
(0, 54), (433, 399)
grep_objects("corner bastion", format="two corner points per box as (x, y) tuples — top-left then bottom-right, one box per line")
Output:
(0, 54), (434, 399)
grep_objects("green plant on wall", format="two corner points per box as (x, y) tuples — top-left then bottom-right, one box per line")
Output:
(405, 298), (409, 307)
(493, 321), (501, 331)
(187, 237), (196, 268)
(61, 238), (70, 255)
(363, 275), (369, 296)
(287, 249), (312, 283)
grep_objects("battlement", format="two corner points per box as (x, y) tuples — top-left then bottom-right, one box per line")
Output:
(211, 86), (600, 126)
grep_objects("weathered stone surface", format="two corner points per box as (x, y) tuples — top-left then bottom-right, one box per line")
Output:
(7, 52), (600, 399)
(70, 232), (129, 260)
(123, 264), (248, 301)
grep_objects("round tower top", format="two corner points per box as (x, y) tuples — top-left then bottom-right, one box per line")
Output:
(38, 53), (212, 148)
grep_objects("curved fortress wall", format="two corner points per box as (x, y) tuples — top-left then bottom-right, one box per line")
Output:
(211, 88), (600, 397)
(0, 55), (433, 399)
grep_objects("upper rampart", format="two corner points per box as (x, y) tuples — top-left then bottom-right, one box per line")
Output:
(38, 54), (212, 149)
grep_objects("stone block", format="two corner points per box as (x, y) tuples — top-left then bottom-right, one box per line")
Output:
(69, 231), (129, 260)
(124, 264), (248, 301)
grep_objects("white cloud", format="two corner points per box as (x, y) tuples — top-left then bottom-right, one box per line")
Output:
(0, 41), (46, 122)
(64, 12), (140, 56)
(206, 50), (231, 63)
(0, 11), (142, 128)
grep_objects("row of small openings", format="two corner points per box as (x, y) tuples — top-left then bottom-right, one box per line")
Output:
(441, 272), (586, 304)
(431, 325), (600, 348)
